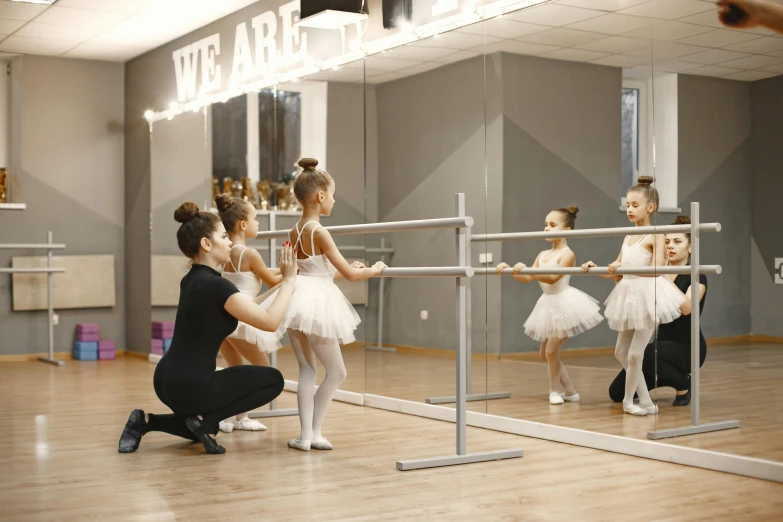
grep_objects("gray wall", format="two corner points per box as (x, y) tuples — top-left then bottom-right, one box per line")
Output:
(750, 75), (783, 336)
(1, 55), (124, 355)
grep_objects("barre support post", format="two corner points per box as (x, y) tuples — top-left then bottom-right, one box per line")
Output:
(38, 230), (64, 367)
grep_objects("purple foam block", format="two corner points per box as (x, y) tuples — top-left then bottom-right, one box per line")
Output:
(76, 323), (100, 334)
(98, 350), (116, 360)
(98, 340), (115, 351)
(151, 338), (164, 355)
(76, 332), (100, 342)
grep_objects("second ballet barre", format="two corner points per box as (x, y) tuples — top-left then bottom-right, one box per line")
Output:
(475, 265), (722, 276)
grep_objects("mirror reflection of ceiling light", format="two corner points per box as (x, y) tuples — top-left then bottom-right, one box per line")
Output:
(296, 9), (368, 29)
(11, 0), (58, 5)
(476, 0), (548, 19)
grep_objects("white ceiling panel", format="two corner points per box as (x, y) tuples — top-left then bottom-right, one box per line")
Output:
(590, 53), (651, 67)
(432, 50), (481, 64)
(540, 47), (609, 62)
(35, 5), (127, 29)
(506, 4), (604, 27)
(682, 48), (755, 65)
(381, 45), (456, 62)
(363, 56), (420, 72)
(457, 19), (549, 39)
(677, 29), (764, 48)
(0, 35), (75, 54)
(413, 31), (498, 50)
(682, 65), (741, 77)
(519, 28), (606, 47)
(621, 21), (714, 41)
(719, 54), (783, 70)
(723, 36), (783, 54)
(577, 35), (650, 53)
(651, 60), (703, 72)
(625, 41), (707, 59)
(759, 63), (783, 74)
(722, 70), (778, 81)
(16, 21), (100, 42)
(555, 0), (649, 10)
(55, 0), (156, 14)
(0, 19), (25, 34)
(567, 13), (658, 35)
(482, 39), (561, 55)
(0, 0), (48, 21)
(64, 41), (146, 61)
(618, 0), (714, 20)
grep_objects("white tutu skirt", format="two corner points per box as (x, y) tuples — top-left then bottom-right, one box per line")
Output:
(604, 276), (685, 331)
(263, 276), (361, 345)
(227, 321), (281, 354)
(523, 287), (604, 342)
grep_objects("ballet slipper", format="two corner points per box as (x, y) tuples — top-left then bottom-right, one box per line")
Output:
(641, 403), (658, 415)
(623, 403), (648, 416)
(288, 438), (311, 451)
(549, 392), (564, 405)
(562, 393), (580, 403)
(233, 418), (267, 431)
(185, 417), (226, 454)
(219, 420), (235, 433)
(311, 436), (333, 450)
(118, 409), (146, 453)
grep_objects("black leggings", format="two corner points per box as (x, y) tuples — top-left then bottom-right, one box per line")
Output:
(609, 341), (707, 402)
(145, 365), (285, 439)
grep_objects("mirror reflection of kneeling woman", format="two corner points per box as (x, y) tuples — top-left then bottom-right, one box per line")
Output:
(118, 202), (298, 455)
(609, 216), (707, 407)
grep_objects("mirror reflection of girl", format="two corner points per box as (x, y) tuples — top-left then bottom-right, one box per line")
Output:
(496, 207), (603, 405)
(262, 158), (387, 451)
(215, 194), (283, 433)
(608, 216), (708, 407)
(582, 177), (685, 416)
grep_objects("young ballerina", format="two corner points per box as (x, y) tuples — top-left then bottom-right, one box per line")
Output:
(582, 176), (685, 416)
(215, 193), (283, 433)
(265, 157), (386, 451)
(496, 206), (603, 405)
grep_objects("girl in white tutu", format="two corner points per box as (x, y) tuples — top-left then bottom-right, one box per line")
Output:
(582, 176), (685, 416)
(268, 157), (386, 451)
(497, 206), (602, 405)
(215, 193), (283, 433)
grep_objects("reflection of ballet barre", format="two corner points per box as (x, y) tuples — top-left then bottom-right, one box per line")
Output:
(251, 244), (396, 254)
(0, 232), (66, 367)
(472, 222), (721, 242)
(251, 194), (523, 472)
(476, 265), (723, 276)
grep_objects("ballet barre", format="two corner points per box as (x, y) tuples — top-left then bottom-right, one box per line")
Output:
(255, 216), (474, 240)
(253, 194), (522, 471)
(473, 222), (721, 242)
(477, 265), (723, 276)
(0, 232), (66, 367)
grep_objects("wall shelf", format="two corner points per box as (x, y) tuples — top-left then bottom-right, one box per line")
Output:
(0, 203), (26, 210)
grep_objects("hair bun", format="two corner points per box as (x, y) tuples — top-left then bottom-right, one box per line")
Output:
(566, 205), (579, 215)
(637, 175), (654, 186)
(174, 201), (199, 223)
(298, 157), (319, 170)
(673, 215), (691, 225)
(215, 193), (234, 212)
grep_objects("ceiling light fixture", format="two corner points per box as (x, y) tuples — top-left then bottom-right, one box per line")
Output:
(11, 0), (58, 5)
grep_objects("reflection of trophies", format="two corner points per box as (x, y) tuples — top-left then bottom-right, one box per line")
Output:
(256, 180), (271, 211)
(0, 168), (7, 204)
(231, 180), (242, 198)
(222, 177), (233, 195)
(241, 177), (252, 202)
(211, 177), (220, 203)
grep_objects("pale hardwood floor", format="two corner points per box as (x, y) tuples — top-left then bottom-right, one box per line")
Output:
(2, 357), (782, 521)
(272, 340), (783, 461)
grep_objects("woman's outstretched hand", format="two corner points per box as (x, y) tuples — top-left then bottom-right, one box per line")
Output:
(371, 261), (387, 276)
(581, 261), (597, 272)
(279, 242), (298, 282)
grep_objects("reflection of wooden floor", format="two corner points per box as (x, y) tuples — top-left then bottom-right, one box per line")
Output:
(273, 340), (783, 462)
(3, 358), (783, 519)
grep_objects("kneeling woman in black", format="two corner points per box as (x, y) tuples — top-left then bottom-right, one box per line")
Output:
(119, 202), (297, 454)
(609, 216), (707, 407)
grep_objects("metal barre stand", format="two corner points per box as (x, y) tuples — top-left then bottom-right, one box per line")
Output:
(248, 196), (524, 470)
(0, 231), (66, 367)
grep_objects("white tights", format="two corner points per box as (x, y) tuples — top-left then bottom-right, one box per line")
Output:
(615, 328), (655, 408)
(288, 329), (347, 441)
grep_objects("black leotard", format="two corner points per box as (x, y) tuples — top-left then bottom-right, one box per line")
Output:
(145, 264), (284, 438)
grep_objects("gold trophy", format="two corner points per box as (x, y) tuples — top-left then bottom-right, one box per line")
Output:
(0, 168), (7, 204)
(211, 177), (220, 203)
(256, 180), (271, 211)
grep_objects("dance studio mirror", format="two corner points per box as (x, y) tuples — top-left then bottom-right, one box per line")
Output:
(360, 23), (491, 418)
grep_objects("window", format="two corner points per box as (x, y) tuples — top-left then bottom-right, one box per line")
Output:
(621, 87), (640, 199)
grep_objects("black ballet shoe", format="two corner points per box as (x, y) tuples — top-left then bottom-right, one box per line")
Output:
(185, 416), (226, 455)
(118, 409), (146, 453)
(672, 390), (691, 407)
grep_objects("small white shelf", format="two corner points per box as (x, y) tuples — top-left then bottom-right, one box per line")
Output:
(257, 209), (301, 217)
(0, 203), (26, 210)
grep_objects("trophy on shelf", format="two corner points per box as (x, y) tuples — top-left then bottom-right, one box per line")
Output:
(0, 168), (7, 204)
(256, 180), (271, 211)
(240, 177), (252, 203)
(222, 177), (233, 196)
(211, 177), (220, 203)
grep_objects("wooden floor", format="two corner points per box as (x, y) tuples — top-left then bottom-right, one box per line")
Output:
(272, 340), (783, 462)
(1, 358), (782, 521)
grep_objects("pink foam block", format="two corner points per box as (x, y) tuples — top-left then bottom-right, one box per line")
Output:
(98, 350), (116, 360)
(76, 323), (100, 334)
(151, 338), (164, 355)
(98, 340), (115, 351)
(76, 332), (100, 342)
